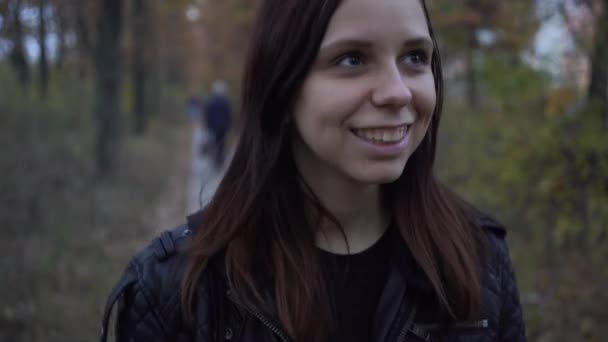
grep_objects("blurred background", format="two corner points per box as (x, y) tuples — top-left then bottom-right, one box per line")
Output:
(0, 0), (606, 341)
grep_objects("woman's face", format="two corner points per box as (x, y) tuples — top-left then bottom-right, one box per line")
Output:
(292, 0), (436, 186)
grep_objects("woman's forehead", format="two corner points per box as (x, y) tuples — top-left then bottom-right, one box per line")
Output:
(321, 0), (430, 46)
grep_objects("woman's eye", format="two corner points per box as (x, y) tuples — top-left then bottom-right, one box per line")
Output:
(335, 53), (364, 67)
(403, 50), (430, 66)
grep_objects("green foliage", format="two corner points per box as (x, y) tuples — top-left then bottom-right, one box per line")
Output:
(439, 51), (608, 246)
(437, 42), (608, 340)
(0, 65), (94, 232)
(0, 58), (189, 341)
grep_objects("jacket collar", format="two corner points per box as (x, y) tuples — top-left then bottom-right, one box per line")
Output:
(371, 222), (434, 341)
(187, 210), (437, 341)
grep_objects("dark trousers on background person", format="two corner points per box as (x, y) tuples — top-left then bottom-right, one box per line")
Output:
(212, 130), (227, 168)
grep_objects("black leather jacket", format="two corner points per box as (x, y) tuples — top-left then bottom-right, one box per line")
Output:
(101, 211), (526, 342)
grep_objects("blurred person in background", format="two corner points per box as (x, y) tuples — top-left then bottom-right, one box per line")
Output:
(186, 95), (203, 124)
(201, 80), (232, 168)
(102, 0), (526, 341)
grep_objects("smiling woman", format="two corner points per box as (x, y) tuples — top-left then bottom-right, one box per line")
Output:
(293, 0), (436, 189)
(102, 1), (526, 341)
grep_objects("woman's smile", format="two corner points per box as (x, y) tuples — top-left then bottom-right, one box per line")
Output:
(350, 123), (412, 157)
(351, 124), (410, 145)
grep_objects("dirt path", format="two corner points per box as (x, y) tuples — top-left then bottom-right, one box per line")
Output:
(146, 123), (226, 233)
(185, 126), (227, 214)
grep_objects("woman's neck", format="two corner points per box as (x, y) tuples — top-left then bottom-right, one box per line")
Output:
(300, 170), (390, 254)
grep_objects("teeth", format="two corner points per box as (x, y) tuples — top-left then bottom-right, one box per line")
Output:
(353, 125), (408, 144)
(382, 131), (390, 141)
(373, 129), (383, 140)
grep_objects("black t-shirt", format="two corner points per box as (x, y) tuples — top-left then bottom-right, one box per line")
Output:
(319, 228), (391, 342)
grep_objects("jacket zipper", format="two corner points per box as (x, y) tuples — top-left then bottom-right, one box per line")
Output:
(453, 319), (488, 329)
(395, 304), (418, 342)
(410, 318), (490, 339)
(415, 319), (489, 331)
(227, 292), (291, 342)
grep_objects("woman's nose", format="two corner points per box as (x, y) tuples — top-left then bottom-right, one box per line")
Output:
(370, 64), (412, 109)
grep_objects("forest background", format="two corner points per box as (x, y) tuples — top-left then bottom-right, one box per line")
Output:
(0, 0), (606, 341)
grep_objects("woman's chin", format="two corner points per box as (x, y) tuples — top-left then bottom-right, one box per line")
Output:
(350, 164), (406, 185)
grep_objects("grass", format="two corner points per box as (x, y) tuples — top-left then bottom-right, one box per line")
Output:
(0, 67), (190, 340)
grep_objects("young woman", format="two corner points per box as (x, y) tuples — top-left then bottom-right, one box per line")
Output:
(101, 0), (526, 341)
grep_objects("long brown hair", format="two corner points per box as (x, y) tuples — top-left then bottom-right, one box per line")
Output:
(181, 0), (482, 340)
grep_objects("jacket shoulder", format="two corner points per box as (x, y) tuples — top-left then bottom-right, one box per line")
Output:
(475, 214), (506, 240)
(101, 225), (194, 340)
(130, 210), (205, 275)
(473, 214), (511, 271)
(128, 223), (194, 306)
(101, 220), (217, 342)
(125, 210), (208, 319)
(473, 214), (526, 340)
(131, 223), (194, 269)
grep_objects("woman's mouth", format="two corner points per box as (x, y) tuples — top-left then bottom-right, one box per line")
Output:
(351, 124), (410, 145)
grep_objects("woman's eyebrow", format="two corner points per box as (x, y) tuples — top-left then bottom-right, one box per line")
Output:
(403, 37), (434, 50)
(320, 36), (433, 53)
(320, 39), (373, 52)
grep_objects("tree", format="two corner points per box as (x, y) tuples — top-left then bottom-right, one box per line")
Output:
(52, 0), (68, 68)
(464, 0), (482, 108)
(94, 0), (123, 175)
(7, 0), (30, 87)
(67, 0), (95, 79)
(429, 0), (537, 107)
(131, 0), (148, 135)
(38, 0), (49, 96)
(197, 0), (257, 93)
(588, 0), (608, 125)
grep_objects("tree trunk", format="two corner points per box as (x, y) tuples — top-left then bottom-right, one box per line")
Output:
(465, 0), (480, 108)
(94, 0), (123, 176)
(75, 0), (92, 80)
(146, 0), (161, 119)
(132, 0), (147, 135)
(466, 26), (479, 108)
(587, 0), (608, 126)
(38, 0), (49, 96)
(9, 0), (29, 87)
(54, 0), (67, 68)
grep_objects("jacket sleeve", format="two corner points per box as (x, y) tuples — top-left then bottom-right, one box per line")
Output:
(497, 241), (527, 342)
(101, 225), (214, 342)
(101, 261), (189, 342)
(100, 261), (173, 342)
(114, 276), (172, 342)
